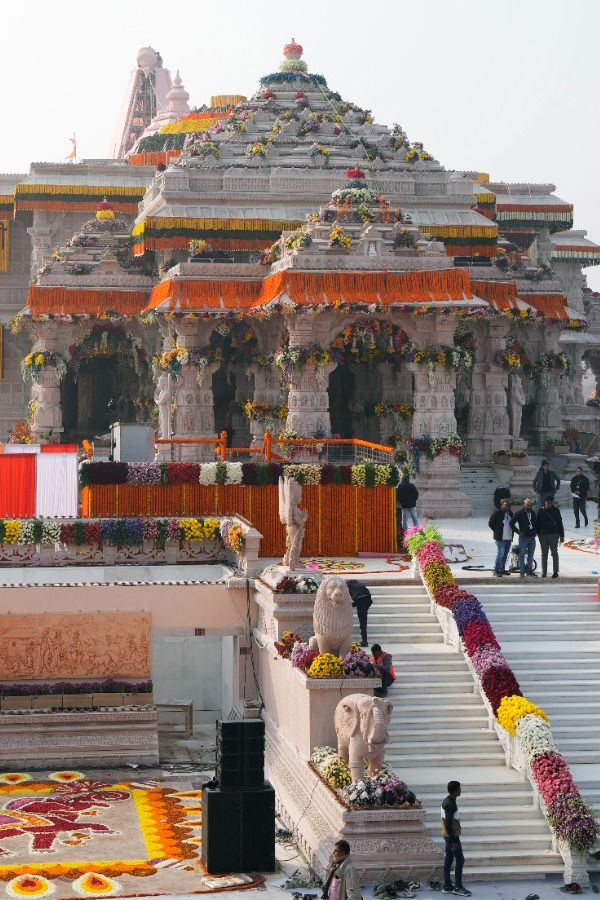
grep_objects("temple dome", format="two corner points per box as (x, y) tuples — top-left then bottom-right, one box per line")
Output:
(280, 37), (307, 72)
(137, 47), (161, 69)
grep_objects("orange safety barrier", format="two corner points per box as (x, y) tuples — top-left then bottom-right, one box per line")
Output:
(80, 483), (397, 557)
(155, 432), (228, 461)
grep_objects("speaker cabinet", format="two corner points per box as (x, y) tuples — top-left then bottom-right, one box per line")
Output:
(216, 720), (265, 789)
(202, 784), (275, 874)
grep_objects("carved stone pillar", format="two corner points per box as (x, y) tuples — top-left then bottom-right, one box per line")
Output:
(377, 363), (413, 443)
(29, 323), (72, 441)
(27, 214), (53, 279)
(408, 359), (471, 518)
(284, 317), (336, 438)
(249, 365), (287, 448)
(285, 363), (336, 437)
(171, 320), (217, 461)
(466, 321), (511, 462)
(533, 370), (564, 446)
(410, 364), (457, 440)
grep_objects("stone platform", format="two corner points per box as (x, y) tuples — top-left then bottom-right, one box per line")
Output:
(0, 707), (159, 767)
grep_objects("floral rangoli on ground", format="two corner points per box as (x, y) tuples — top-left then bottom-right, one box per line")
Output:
(0, 774), (263, 897)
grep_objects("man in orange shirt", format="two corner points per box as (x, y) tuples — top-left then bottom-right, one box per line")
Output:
(370, 644), (396, 697)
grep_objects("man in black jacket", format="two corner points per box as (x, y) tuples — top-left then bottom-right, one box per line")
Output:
(537, 496), (564, 578)
(346, 579), (372, 647)
(570, 466), (590, 528)
(533, 460), (560, 508)
(512, 498), (538, 577)
(397, 473), (419, 529)
(493, 485), (511, 509)
(488, 498), (515, 576)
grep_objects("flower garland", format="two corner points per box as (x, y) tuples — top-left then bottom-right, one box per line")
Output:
(154, 348), (211, 384)
(273, 344), (332, 385)
(329, 225), (352, 250)
(407, 434), (464, 464)
(21, 352), (67, 383)
(0, 517), (237, 551)
(80, 461), (400, 488)
(410, 522), (598, 853)
(495, 349), (522, 373)
(220, 518), (245, 555)
(243, 401), (288, 425)
(308, 653), (344, 678)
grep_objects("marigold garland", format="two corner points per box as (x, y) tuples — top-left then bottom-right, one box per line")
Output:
(496, 695), (549, 736)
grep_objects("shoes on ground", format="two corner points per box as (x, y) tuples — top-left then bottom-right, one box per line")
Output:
(552, 572), (559, 578)
(560, 884), (582, 894)
(453, 889), (472, 897)
(360, 641), (368, 647)
(528, 572), (538, 577)
(442, 888), (454, 895)
(525, 893), (540, 900)
(493, 571), (502, 577)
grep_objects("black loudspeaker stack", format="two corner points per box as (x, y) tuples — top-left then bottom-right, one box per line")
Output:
(202, 720), (275, 874)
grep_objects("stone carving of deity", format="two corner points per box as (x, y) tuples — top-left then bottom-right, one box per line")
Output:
(154, 373), (173, 439)
(509, 375), (525, 439)
(278, 477), (308, 571)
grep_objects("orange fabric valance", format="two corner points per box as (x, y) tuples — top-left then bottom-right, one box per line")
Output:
(145, 268), (473, 312)
(471, 280), (518, 310)
(26, 286), (150, 316)
(521, 293), (568, 319)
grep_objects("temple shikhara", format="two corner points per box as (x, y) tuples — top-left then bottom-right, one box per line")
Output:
(1, 40), (599, 512)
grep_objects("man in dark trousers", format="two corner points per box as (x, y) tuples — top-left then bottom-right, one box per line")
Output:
(370, 644), (396, 697)
(346, 579), (372, 647)
(570, 466), (590, 528)
(533, 459), (560, 507)
(441, 780), (471, 896)
(488, 497), (514, 576)
(397, 472), (419, 529)
(537, 496), (564, 578)
(512, 498), (538, 577)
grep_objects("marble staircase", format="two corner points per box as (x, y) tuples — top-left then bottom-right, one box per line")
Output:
(475, 581), (600, 854)
(354, 581), (564, 879)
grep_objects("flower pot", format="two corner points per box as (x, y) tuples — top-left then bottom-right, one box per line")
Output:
(62, 693), (94, 709)
(31, 694), (63, 710)
(92, 692), (124, 708)
(550, 445), (568, 455)
(1, 696), (32, 711)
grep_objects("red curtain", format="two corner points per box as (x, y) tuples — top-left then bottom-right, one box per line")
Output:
(0, 454), (36, 517)
(41, 444), (77, 453)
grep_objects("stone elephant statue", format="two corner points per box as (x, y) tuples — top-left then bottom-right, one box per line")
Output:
(334, 693), (393, 781)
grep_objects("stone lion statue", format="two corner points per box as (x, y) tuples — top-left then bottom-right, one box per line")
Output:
(308, 576), (353, 658)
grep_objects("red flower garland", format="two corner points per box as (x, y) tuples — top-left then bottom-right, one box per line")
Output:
(481, 664), (522, 713)
(462, 620), (500, 656)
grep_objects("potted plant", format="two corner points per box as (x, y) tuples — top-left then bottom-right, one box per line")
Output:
(546, 436), (568, 455)
(494, 449), (529, 466)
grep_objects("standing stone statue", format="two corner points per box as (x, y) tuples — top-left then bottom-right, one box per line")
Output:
(278, 476), (308, 570)
(154, 373), (173, 439)
(509, 374), (526, 439)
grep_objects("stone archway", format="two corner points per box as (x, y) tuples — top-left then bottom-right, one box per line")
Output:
(64, 323), (150, 438)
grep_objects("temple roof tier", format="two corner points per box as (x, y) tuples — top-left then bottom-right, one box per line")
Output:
(552, 229), (600, 266)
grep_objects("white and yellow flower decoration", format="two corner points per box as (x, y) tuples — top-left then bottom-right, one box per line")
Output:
(48, 771), (84, 783)
(0, 773), (31, 785)
(7, 875), (55, 898)
(71, 874), (121, 897)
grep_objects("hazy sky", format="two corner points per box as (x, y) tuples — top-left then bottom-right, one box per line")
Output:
(3, 0), (599, 287)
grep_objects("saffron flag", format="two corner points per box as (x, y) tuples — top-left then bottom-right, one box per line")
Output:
(65, 134), (77, 160)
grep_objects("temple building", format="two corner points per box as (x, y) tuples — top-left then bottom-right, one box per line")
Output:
(1, 39), (599, 477)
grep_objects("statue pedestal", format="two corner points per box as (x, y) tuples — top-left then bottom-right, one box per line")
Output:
(266, 725), (442, 881)
(414, 454), (472, 518)
(506, 463), (535, 499)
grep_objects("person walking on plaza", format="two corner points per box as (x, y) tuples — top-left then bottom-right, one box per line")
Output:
(537, 496), (564, 578)
(441, 780), (471, 897)
(533, 459), (560, 507)
(488, 497), (514, 576)
(321, 839), (361, 900)
(397, 472), (419, 529)
(512, 498), (538, 577)
(346, 579), (372, 647)
(570, 466), (590, 528)
(371, 644), (396, 697)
